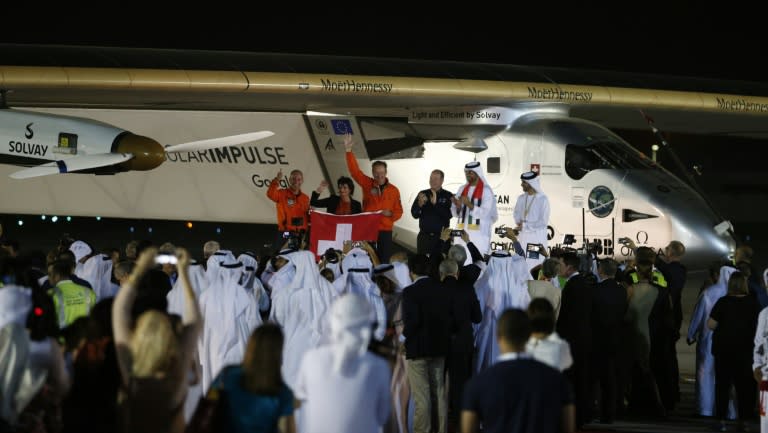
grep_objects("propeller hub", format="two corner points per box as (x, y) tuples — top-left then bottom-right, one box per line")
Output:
(114, 133), (165, 171)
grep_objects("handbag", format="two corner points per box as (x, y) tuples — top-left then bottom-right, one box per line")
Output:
(185, 385), (228, 433)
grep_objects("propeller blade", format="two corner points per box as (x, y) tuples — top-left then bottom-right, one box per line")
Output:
(10, 153), (133, 179)
(164, 131), (274, 153)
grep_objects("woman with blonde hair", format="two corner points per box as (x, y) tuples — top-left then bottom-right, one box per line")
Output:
(209, 323), (296, 433)
(112, 247), (201, 433)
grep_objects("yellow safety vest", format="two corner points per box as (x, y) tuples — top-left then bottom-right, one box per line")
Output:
(629, 270), (668, 288)
(49, 280), (96, 329)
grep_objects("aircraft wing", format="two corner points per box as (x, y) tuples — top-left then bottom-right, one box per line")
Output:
(9, 153), (133, 179)
(164, 131), (275, 152)
(2, 45), (768, 140)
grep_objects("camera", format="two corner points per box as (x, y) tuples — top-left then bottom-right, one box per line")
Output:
(526, 243), (542, 260)
(155, 254), (178, 265)
(450, 229), (463, 237)
(618, 237), (631, 245)
(494, 226), (506, 235)
(282, 231), (302, 250)
(352, 241), (363, 248)
(323, 248), (340, 264)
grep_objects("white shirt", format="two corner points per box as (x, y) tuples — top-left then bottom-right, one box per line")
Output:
(294, 345), (391, 433)
(526, 332), (573, 371)
(497, 351), (533, 362)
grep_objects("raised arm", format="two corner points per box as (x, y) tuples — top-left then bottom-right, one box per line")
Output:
(344, 133), (372, 187)
(310, 180), (332, 208)
(267, 169), (283, 202)
(112, 247), (157, 385)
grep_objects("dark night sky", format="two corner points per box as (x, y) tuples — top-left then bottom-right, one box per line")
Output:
(2, 8), (764, 83)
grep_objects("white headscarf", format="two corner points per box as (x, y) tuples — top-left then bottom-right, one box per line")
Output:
(763, 268), (768, 288)
(206, 250), (235, 288)
(80, 254), (116, 301)
(69, 240), (93, 276)
(328, 293), (374, 373)
(334, 250), (375, 295)
(167, 260), (207, 318)
(373, 264), (401, 291)
(474, 251), (531, 313)
(464, 161), (491, 187)
(0, 285), (32, 329)
(717, 265), (738, 288)
(392, 262), (412, 290)
(521, 171), (544, 194)
(238, 252), (258, 289)
(69, 240), (92, 263)
(332, 251), (386, 340)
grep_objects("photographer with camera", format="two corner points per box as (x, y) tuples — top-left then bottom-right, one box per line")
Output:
(267, 168), (310, 250)
(496, 226), (526, 257)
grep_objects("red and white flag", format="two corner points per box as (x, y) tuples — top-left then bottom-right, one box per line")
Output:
(309, 211), (381, 258)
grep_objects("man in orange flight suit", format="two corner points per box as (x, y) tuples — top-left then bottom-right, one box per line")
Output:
(267, 168), (309, 250)
(344, 133), (403, 263)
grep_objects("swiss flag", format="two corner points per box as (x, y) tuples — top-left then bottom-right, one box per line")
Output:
(309, 211), (382, 258)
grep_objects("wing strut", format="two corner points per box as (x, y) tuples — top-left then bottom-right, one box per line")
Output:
(639, 110), (734, 235)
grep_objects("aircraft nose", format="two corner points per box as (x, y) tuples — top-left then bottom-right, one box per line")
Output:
(113, 133), (166, 171)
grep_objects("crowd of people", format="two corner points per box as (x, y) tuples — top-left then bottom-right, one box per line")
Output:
(2, 143), (768, 433)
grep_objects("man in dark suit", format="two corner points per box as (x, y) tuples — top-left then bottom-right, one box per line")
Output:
(428, 228), (483, 285)
(591, 258), (627, 424)
(556, 252), (596, 429)
(402, 254), (455, 433)
(440, 258), (482, 430)
(411, 169), (454, 254)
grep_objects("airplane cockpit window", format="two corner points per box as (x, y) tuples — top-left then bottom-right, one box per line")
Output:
(565, 141), (655, 180)
(54, 133), (78, 155)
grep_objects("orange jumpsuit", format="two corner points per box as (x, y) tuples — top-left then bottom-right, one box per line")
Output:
(346, 152), (403, 231)
(267, 180), (310, 231)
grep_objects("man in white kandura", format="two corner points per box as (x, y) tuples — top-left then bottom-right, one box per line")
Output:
(451, 161), (498, 262)
(294, 293), (391, 433)
(513, 171), (551, 270)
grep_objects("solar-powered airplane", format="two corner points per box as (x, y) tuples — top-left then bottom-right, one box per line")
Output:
(1, 44), (765, 268)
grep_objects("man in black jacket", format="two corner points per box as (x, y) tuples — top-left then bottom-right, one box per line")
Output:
(591, 258), (627, 424)
(441, 258), (482, 430)
(411, 169), (454, 254)
(403, 254), (456, 433)
(556, 252), (596, 429)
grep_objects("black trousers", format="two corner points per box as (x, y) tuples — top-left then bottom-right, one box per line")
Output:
(715, 354), (756, 420)
(416, 231), (440, 255)
(447, 344), (473, 423)
(377, 231), (393, 263)
(593, 353), (618, 422)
